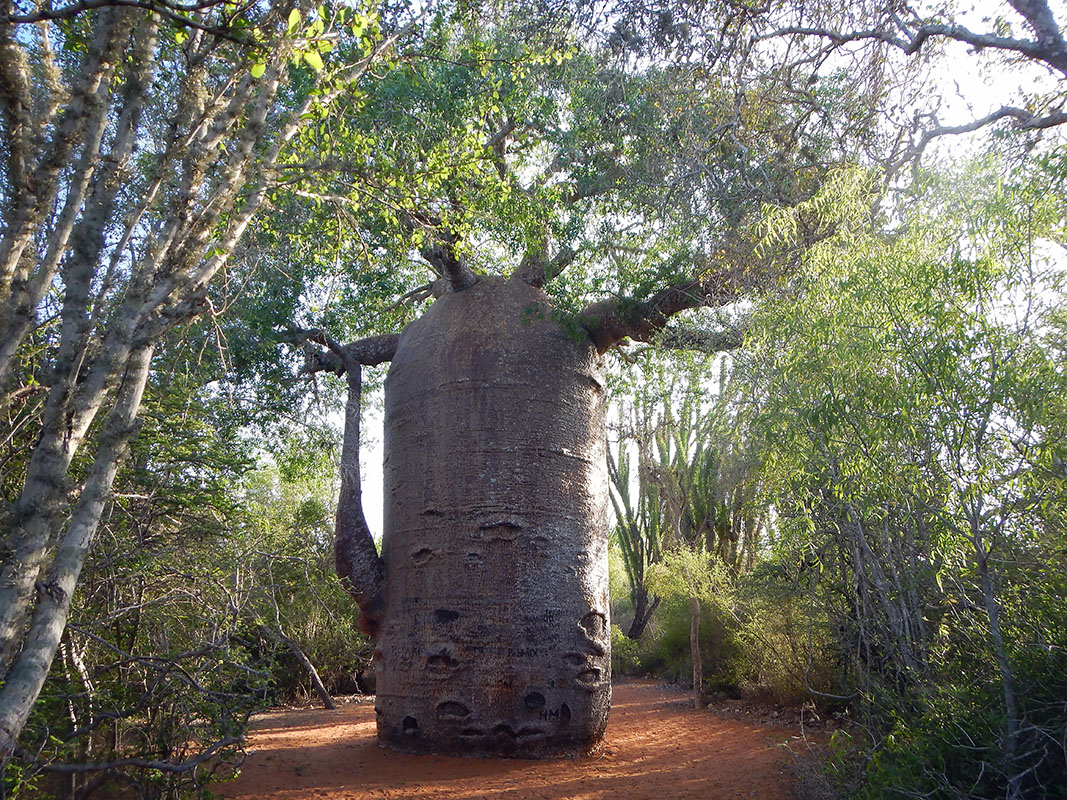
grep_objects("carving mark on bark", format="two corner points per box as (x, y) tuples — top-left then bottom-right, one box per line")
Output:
(479, 518), (523, 542)
(524, 691), (546, 709)
(491, 723), (544, 740)
(411, 547), (434, 565)
(426, 647), (459, 672)
(578, 611), (609, 655)
(577, 668), (602, 685)
(434, 608), (460, 624)
(435, 701), (470, 720)
(402, 716), (419, 735)
(580, 611), (606, 637)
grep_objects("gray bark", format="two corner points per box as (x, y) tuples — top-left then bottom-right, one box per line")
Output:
(0, 342), (154, 759)
(372, 275), (611, 757)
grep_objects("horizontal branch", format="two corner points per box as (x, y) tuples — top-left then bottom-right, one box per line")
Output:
(280, 330), (400, 376)
(762, 0), (1067, 76)
(893, 105), (1067, 172)
(343, 333), (401, 367)
(580, 272), (742, 353)
(1, 0), (254, 44)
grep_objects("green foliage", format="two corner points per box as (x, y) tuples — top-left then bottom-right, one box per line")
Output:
(610, 624), (641, 677)
(736, 155), (1067, 797)
(640, 549), (737, 689)
(5, 347), (370, 797)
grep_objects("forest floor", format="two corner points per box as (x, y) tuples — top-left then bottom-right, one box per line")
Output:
(217, 680), (827, 799)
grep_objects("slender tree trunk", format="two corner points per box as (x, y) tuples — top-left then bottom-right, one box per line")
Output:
(690, 596), (703, 710)
(976, 549), (1022, 799)
(0, 343), (154, 759)
(274, 630), (336, 710)
(625, 586), (660, 640)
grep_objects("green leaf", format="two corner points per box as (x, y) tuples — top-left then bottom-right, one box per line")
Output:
(303, 50), (324, 72)
(250, 62), (266, 79)
(287, 8), (301, 34)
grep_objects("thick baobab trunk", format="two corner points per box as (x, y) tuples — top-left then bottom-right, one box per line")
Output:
(374, 275), (611, 758)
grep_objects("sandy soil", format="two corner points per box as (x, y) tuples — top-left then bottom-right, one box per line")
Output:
(217, 681), (805, 800)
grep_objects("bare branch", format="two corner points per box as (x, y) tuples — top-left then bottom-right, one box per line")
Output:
(763, 10), (1066, 76)
(892, 106), (1067, 173)
(41, 736), (242, 774)
(383, 280), (444, 312)
(1, 0), (254, 45)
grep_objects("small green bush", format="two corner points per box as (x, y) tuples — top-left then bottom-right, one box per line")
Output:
(610, 624), (642, 676)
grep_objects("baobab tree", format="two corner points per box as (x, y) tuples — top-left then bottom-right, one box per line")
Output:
(308, 255), (755, 757)
(281, 8), (856, 757)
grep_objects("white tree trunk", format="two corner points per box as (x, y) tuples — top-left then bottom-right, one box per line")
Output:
(0, 343), (154, 758)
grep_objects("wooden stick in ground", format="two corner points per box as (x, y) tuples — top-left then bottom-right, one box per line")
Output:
(690, 596), (703, 710)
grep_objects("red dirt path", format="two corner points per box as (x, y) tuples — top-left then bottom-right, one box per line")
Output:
(218, 681), (802, 800)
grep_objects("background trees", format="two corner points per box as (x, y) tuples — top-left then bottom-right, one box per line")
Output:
(735, 159), (1067, 797)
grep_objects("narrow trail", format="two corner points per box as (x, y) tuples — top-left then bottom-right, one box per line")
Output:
(218, 681), (804, 799)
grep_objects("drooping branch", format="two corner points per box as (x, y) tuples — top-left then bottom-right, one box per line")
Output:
(280, 329), (398, 636)
(334, 362), (386, 637)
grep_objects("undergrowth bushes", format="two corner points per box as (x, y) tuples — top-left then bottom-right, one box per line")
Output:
(609, 547), (838, 707)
